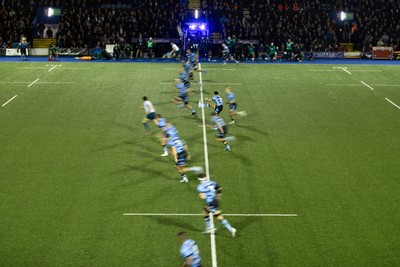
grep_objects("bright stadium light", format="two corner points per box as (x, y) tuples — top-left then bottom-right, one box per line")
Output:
(199, 24), (205, 30)
(48, 7), (54, 17)
(340, 11), (346, 21)
(195, 9), (198, 19)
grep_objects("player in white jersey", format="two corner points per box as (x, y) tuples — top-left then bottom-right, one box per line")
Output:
(171, 43), (181, 61)
(142, 96), (156, 133)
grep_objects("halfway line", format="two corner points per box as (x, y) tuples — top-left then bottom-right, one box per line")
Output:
(361, 81), (374, 91)
(27, 78), (40, 88)
(2, 95), (18, 107)
(385, 98), (400, 110)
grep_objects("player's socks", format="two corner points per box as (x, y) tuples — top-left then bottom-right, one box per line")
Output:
(188, 166), (203, 173)
(221, 219), (233, 232)
(179, 174), (188, 183)
(204, 216), (211, 230)
(162, 145), (168, 153)
(143, 122), (150, 131)
(224, 136), (236, 142)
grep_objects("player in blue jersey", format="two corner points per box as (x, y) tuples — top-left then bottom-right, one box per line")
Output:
(183, 60), (194, 81)
(155, 114), (170, 156)
(174, 79), (197, 116)
(211, 112), (236, 151)
(171, 137), (202, 182)
(179, 69), (191, 90)
(205, 91), (224, 114)
(225, 87), (247, 125)
(221, 43), (239, 65)
(17, 37), (30, 61)
(197, 174), (237, 238)
(186, 49), (206, 74)
(178, 231), (202, 267)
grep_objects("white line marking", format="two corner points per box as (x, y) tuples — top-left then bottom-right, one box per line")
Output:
(361, 81), (374, 91)
(159, 82), (242, 85)
(123, 213), (298, 217)
(27, 78), (40, 88)
(341, 67), (351, 75)
(326, 84), (363, 86)
(199, 63), (218, 267)
(327, 84), (400, 87)
(311, 69), (382, 72)
(0, 81), (76, 85)
(2, 95), (18, 107)
(163, 68), (236, 71)
(17, 67), (49, 69)
(48, 65), (58, 72)
(385, 98), (400, 110)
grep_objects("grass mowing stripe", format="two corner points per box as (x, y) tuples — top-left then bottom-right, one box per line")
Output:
(199, 63), (218, 267)
(2, 95), (18, 107)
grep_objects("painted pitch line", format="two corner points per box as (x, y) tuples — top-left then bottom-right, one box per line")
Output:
(341, 67), (351, 75)
(163, 68), (236, 71)
(27, 78), (40, 88)
(159, 82), (242, 85)
(48, 65), (58, 72)
(2, 95), (18, 107)
(123, 213), (298, 217)
(385, 98), (400, 110)
(327, 84), (400, 87)
(199, 63), (218, 267)
(361, 81), (374, 91)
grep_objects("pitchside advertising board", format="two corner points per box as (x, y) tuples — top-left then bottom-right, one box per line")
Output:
(312, 52), (344, 59)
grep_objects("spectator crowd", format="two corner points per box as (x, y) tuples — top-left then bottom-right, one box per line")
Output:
(0, 0), (399, 57)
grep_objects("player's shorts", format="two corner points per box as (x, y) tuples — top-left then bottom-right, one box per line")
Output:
(229, 103), (237, 111)
(176, 151), (187, 166)
(146, 112), (155, 120)
(20, 48), (27, 55)
(183, 80), (190, 89)
(172, 50), (180, 58)
(222, 54), (228, 60)
(207, 199), (220, 213)
(214, 105), (223, 114)
(179, 94), (189, 105)
(216, 126), (227, 138)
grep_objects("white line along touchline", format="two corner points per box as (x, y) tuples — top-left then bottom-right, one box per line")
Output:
(198, 63), (218, 267)
(123, 213), (298, 217)
(2, 95), (18, 107)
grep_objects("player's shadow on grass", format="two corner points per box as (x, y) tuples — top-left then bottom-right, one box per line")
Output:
(110, 165), (175, 181)
(238, 124), (269, 136)
(149, 216), (201, 233)
(216, 216), (261, 239)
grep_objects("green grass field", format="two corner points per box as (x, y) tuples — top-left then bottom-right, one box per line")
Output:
(1, 61), (400, 267)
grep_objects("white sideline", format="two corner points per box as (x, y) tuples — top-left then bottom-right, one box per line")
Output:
(199, 63), (218, 267)
(2, 95), (18, 107)
(385, 98), (400, 110)
(27, 78), (40, 88)
(361, 81), (374, 91)
(123, 213), (298, 217)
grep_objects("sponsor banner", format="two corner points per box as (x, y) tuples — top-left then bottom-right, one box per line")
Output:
(313, 52), (344, 59)
(344, 51), (361, 58)
(6, 48), (22, 56)
(58, 48), (88, 56)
